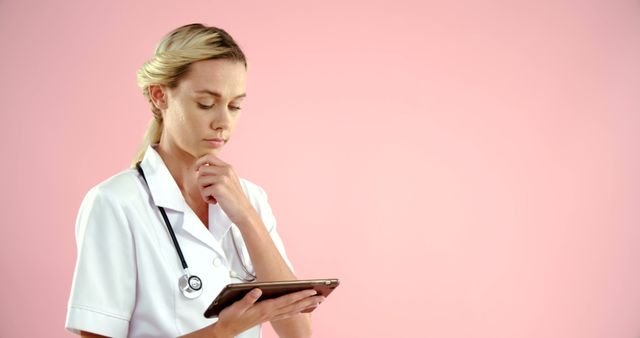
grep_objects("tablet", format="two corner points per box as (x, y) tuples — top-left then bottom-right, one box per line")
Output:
(203, 278), (340, 318)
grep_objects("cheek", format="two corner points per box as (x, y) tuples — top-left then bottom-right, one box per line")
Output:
(228, 112), (240, 125)
(175, 108), (187, 124)
(164, 106), (183, 124)
(164, 108), (192, 140)
(173, 107), (198, 131)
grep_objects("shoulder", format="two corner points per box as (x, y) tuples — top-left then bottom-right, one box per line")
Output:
(80, 168), (142, 210)
(238, 177), (267, 203)
(238, 177), (274, 215)
(238, 177), (267, 198)
(238, 178), (284, 243)
(75, 168), (142, 242)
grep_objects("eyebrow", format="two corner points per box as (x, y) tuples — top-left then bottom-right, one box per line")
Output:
(195, 89), (246, 99)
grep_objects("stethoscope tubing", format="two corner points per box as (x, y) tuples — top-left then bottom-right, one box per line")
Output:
(136, 162), (190, 270)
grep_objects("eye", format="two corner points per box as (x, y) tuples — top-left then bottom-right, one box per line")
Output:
(229, 105), (242, 111)
(198, 103), (213, 109)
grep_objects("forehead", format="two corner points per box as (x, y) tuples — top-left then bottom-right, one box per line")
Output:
(178, 58), (246, 96)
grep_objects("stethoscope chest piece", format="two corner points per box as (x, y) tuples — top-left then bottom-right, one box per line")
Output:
(179, 274), (203, 299)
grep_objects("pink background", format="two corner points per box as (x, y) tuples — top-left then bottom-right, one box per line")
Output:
(1, 0), (639, 337)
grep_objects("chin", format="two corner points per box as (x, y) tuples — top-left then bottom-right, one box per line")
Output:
(196, 146), (222, 158)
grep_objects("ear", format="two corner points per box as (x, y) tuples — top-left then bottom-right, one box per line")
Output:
(149, 84), (168, 110)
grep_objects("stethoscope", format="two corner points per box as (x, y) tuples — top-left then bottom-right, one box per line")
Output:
(136, 162), (256, 299)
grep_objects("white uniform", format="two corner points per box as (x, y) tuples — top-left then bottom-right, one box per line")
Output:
(65, 145), (294, 337)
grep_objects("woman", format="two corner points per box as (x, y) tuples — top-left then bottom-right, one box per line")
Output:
(65, 23), (323, 338)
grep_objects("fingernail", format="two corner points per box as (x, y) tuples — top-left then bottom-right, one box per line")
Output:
(307, 290), (318, 296)
(250, 289), (262, 298)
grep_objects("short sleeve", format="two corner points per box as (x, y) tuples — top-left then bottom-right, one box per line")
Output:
(65, 186), (137, 337)
(255, 186), (295, 274)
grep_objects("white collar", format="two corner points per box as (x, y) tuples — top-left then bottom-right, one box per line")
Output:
(139, 144), (186, 212)
(138, 144), (233, 242)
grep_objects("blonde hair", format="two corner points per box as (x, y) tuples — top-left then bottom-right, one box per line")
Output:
(132, 23), (247, 166)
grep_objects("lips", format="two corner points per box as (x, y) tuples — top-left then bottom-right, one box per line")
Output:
(204, 138), (226, 148)
(205, 137), (225, 142)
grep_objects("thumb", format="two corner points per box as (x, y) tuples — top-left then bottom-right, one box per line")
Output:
(236, 288), (262, 311)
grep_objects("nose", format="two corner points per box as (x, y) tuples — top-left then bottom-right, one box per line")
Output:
(209, 105), (232, 131)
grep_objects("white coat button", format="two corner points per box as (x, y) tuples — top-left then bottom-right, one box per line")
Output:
(212, 258), (222, 267)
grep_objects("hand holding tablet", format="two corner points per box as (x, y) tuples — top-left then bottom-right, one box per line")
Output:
(204, 278), (340, 318)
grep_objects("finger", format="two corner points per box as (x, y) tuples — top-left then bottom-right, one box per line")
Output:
(274, 289), (318, 305)
(196, 163), (228, 176)
(300, 304), (319, 313)
(270, 312), (305, 322)
(195, 154), (227, 171)
(200, 186), (218, 204)
(196, 154), (226, 166)
(271, 298), (321, 321)
(271, 305), (318, 321)
(197, 175), (224, 195)
(263, 294), (323, 320)
(196, 174), (220, 188)
(258, 289), (316, 310)
(249, 289), (314, 315)
(272, 295), (324, 317)
(233, 288), (262, 313)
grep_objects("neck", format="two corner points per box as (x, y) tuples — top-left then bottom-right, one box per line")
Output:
(154, 140), (200, 201)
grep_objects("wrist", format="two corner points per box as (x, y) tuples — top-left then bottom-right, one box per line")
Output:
(235, 207), (262, 230)
(210, 320), (233, 338)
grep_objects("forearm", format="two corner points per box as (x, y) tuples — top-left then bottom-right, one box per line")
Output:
(83, 324), (230, 338)
(178, 322), (228, 338)
(236, 209), (296, 282)
(269, 313), (313, 338)
(236, 211), (313, 338)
